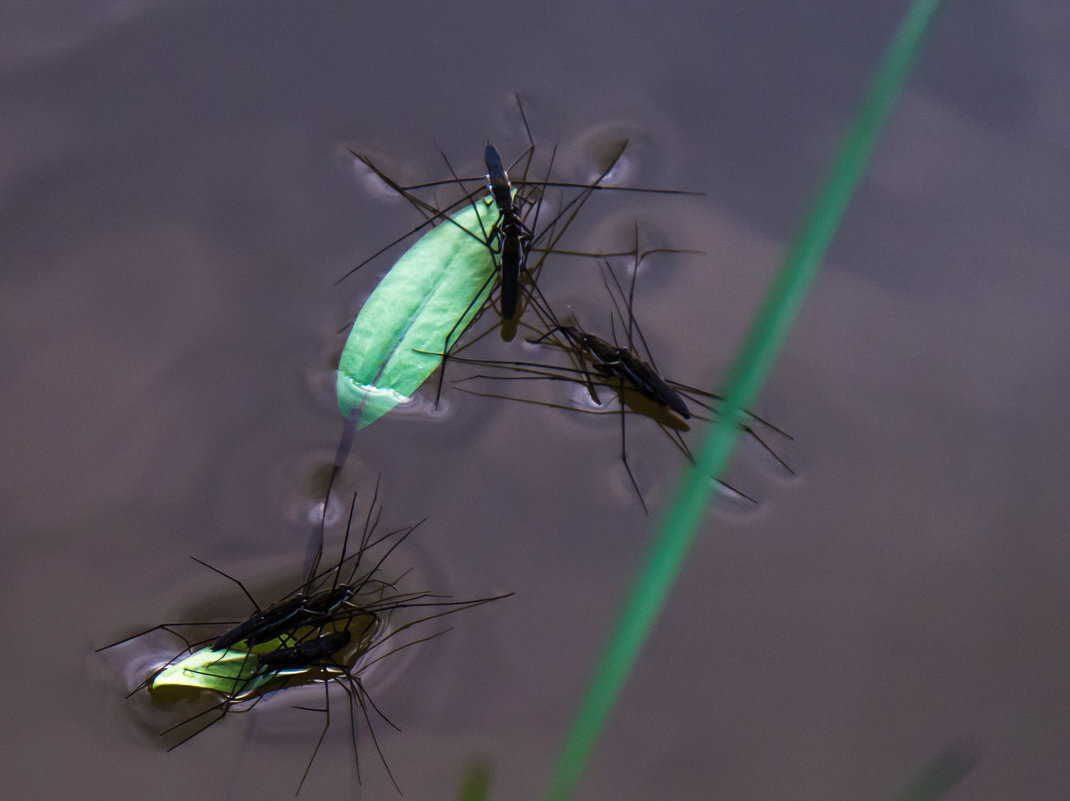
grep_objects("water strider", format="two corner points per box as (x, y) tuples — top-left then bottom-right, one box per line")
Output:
(98, 484), (512, 793)
(340, 94), (702, 357)
(443, 232), (794, 512)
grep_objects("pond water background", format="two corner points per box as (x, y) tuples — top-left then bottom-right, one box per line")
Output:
(3, 2), (1070, 799)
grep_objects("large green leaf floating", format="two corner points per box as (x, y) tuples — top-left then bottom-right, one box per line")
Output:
(337, 194), (499, 427)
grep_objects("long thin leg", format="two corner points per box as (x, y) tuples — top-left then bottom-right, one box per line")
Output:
(348, 151), (490, 248)
(328, 490), (361, 597)
(661, 423), (757, 504)
(189, 557), (261, 612)
(162, 702), (231, 749)
(337, 476), (382, 595)
(96, 622), (236, 653)
(305, 415), (355, 593)
(351, 678), (401, 794)
(616, 375), (648, 515)
(453, 385), (627, 416)
(435, 144), (496, 245)
(346, 519), (426, 591)
(295, 680), (332, 795)
(337, 154), (491, 284)
(345, 518), (425, 593)
(345, 676), (362, 786)
(670, 381), (793, 439)
(738, 423), (795, 474)
(673, 390), (793, 473)
(514, 92), (537, 175)
(434, 268), (499, 407)
(159, 671), (275, 746)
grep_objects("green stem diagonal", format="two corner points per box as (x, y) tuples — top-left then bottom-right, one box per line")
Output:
(544, 2), (944, 799)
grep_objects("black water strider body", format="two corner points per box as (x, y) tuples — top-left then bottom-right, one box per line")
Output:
(556, 325), (691, 420)
(483, 143), (532, 319)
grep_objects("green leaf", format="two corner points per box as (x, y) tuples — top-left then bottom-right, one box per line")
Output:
(337, 195), (499, 427)
(150, 614), (379, 697)
(150, 639), (280, 696)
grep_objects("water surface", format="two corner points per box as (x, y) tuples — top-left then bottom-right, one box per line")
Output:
(3, 2), (1070, 800)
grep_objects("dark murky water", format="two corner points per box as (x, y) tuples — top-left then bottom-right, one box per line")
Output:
(3, 2), (1070, 799)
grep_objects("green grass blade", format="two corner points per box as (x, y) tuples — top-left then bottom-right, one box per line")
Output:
(543, 2), (944, 799)
(337, 196), (499, 428)
(454, 761), (494, 801)
(881, 746), (977, 801)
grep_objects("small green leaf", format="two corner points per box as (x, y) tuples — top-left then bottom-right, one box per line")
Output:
(150, 615), (379, 697)
(337, 195), (499, 427)
(150, 639), (280, 695)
